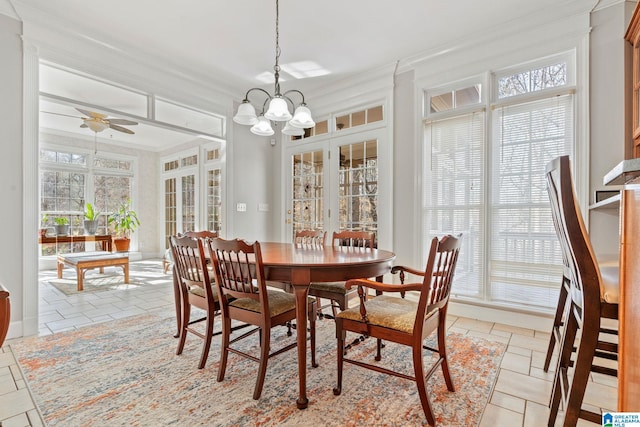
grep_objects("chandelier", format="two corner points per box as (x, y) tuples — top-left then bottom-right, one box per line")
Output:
(233, 0), (315, 137)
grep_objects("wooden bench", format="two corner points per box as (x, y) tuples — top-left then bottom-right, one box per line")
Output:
(57, 252), (129, 291)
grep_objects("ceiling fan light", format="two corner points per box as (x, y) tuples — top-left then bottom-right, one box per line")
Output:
(264, 96), (292, 122)
(289, 105), (315, 128)
(282, 121), (305, 136)
(250, 115), (275, 136)
(84, 119), (109, 133)
(233, 101), (259, 125)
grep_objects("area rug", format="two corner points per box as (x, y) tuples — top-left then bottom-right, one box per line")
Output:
(11, 314), (505, 426)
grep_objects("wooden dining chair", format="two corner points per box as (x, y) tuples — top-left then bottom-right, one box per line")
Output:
(333, 234), (461, 426)
(545, 155), (619, 426)
(294, 229), (326, 247)
(0, 284), (10, 348)
(206, 237), (318, 400)
(308, 230), (375, 319)
(170, 234), (220, 369)
(169, 230), (219, 337)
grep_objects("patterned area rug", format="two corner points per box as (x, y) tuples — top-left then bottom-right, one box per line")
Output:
(11, 314), (505, 426)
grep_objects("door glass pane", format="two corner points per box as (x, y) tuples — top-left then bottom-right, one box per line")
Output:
(165, 178), (176, 248)
(292, 150), (323, 234)
(182, 175), (196, 232)
(338, 140), (378, 239)
(207, 169), (222, 233)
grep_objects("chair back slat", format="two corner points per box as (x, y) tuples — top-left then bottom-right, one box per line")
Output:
(295, 230), (326, 247)
(332, 230), (375, 249)
(182, 230), (218, 239)
(207, 238), (265, 303)
(416, 235), (461, 322)
(170, 234), (215, 303)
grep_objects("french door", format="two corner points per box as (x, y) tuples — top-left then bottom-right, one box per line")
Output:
(284, 129), (390, 247)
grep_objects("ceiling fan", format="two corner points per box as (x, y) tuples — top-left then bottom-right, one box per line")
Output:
(76, 108), (138, 134)
(42, 108), (138, 134)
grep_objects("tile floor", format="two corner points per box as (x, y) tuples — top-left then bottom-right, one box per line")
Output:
(0, 259), (616, 426)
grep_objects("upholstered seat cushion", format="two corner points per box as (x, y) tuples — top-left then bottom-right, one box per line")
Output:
(189, 284), (219, 301)
(337, 295), (421, 334)
(230, 290), (313, 317)
(599, 265), (619, 304)
(309, 281), (347, 294)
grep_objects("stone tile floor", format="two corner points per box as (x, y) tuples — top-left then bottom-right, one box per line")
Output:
(0, 259), (616, 426)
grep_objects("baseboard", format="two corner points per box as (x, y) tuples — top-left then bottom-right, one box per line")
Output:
(448, 300), (553, 332)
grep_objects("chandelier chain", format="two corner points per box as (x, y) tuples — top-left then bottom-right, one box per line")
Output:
(273, 0), (281, 94)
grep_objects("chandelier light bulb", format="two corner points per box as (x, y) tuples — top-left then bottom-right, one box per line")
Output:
(265, 96), (292, 122)
(250, 115), (275, 136)
(233, 101), (259, 125)
(289, 105), (315, 129)
(282, 121), (305, 136)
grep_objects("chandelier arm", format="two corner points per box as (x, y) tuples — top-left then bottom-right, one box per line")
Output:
(282, 89), (307, 106)
(243, 87), (273, 103)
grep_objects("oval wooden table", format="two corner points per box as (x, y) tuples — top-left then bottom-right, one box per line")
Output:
(257, 242), (396, 409)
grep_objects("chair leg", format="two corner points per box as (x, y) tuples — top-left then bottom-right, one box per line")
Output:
(308, 302), (318, 368)
(176, 301), (190, 356)
(375, 338), (383, 361)
(548, 313), (579, 426)
(333, 319), (345, 396)
(437, 313), (455, 392)
(544, 276), (569, 372)
(198, 312), (214, 369)
(413, 344), (436, 426)
(253, 327), (271, 400)
(217, 316), (231, 382)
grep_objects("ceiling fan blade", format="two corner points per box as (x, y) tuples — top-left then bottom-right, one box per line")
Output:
(76, 108), (107, 119)
(80, 123), (88, 128)
(41, 111), (82, 119)
(108, 118), (138, 126)
(109, 123), (135, 134)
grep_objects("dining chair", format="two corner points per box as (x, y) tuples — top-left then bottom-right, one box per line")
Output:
(0, 284), (10, 348)
(308, 230), (375, 319)
(170, 234), (220, 369)
(545, 155), (619, 426)
(333, 234), (460, 426)
(294, 229), (326, 247)
(206, 237), (318, 400)
(169, 230), (219, 337)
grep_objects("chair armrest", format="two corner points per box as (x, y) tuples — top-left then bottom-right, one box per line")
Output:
(391, 265), (425, 277)
(345, 278), (422, 293)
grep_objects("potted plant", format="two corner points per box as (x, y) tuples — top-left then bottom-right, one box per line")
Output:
(53, 217), (70, 236)
(39, 214), (49, 238)
(83, 202), (101, 235)
(108, 200), (140, 252)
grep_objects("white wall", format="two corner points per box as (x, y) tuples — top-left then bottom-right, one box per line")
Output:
(0, 13), (24, 338)
(588, 1), (637, 261)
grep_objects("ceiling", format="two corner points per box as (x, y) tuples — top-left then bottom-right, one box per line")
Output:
(4, 0), (586, 151)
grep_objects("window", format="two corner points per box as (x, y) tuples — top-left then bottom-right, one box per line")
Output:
(423, 54), (574, 311)
(39, 147), (135, 255)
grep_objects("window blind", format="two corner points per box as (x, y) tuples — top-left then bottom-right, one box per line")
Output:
(489, 95), (573, 308)
(424, 112), (485, 298)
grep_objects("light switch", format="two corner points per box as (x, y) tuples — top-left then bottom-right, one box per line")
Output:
(258, 203), (269, 212)
(236, 202), (247, 212)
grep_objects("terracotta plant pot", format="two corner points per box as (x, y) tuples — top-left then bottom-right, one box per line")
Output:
(113, 237), (131, 252)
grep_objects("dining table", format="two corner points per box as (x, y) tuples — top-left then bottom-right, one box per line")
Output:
(171, 240), (396, 409)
